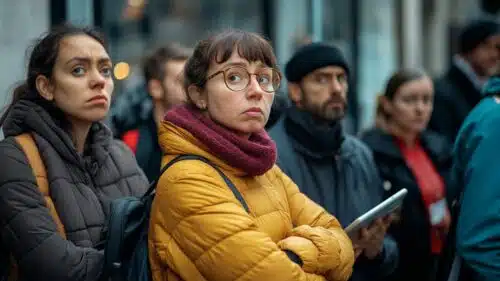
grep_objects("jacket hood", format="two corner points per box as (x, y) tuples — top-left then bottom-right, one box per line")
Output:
(158, 121), (245, 176)
(2, 99), (113, 166)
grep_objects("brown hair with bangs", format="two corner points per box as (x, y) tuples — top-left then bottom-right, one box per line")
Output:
(183, 29), (280, 97)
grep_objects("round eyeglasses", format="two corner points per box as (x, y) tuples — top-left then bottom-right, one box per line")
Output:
(205, 66), (281, 93)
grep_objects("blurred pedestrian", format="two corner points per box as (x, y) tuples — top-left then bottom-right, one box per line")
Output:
(116, 43), (192, 182)
(429, 19), (500, 143)
(361, 69), (453, 281)
(451, 73), (500, 281)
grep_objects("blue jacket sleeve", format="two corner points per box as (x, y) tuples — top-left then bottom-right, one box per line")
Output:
(456, 107), (500, 281)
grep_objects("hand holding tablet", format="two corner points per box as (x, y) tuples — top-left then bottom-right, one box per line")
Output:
(345, 188), (408, 238)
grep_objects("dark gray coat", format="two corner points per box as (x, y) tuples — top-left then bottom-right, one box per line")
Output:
(0, 100), (148, 281)
(269, 114), (398, 281)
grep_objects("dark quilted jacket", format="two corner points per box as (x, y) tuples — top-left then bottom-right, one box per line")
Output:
(0, 100), (149, 281)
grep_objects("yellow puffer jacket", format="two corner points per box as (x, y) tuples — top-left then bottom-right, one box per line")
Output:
(148, 121), (355, 281)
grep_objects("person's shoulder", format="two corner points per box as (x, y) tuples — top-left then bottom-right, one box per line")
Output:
(267, 117), (295, 158)
(155, 156), (241, 205)
(342, 134), (372, 156)
(160, 156), (229, 183)
(267, 116), (287, 140)
(468, 96), (500, 124)
(358, 127), (385, 145)
(0, 136), (36, 192)
(341, 134), (378, 170)
(460, 96), (500, 138)
(0, 136), (28, 167)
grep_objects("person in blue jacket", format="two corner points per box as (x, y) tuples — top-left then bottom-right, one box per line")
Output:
(452, 74), (500, 281)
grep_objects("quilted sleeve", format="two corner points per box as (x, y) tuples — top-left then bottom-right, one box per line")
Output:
(149, 160), (326, 281)
(0, 138), (105, 281)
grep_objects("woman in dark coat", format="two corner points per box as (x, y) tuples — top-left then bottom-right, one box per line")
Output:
(0, 25), (149, 281)
(361, 69), (453, 281)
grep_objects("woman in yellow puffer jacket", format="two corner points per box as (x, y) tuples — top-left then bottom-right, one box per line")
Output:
(148, 29), (355, 281)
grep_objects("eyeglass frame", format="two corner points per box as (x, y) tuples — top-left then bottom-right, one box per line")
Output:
(204, 66), (282, 93)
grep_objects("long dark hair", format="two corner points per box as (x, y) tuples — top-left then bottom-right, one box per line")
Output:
(0, 24), (107, 126)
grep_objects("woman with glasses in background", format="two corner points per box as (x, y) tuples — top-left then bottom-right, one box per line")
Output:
(361, 69), (454, 281)
(147, 30), (355, 281)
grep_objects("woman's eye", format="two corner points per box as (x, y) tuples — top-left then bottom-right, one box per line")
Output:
(228, 74), (242, 82)
(72, 67), (85, 76)
(101, 67), (112, 77)
(258, 75), (270, 84)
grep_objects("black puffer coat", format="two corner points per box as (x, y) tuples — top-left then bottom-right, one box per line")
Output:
(0, 100), (149, 281)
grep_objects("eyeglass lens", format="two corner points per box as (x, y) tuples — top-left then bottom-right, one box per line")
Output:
(224, 66), (280, 92)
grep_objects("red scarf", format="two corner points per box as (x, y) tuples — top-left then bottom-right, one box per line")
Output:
(396, 137), (450, 254)
(164, 105), (277, 176)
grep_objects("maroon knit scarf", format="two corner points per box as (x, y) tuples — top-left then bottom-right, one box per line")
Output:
(164, 105), (277, 176)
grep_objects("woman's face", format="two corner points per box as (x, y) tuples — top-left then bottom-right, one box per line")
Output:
(387, 76), (434, 134)
(198, 51), (277, 136)
(41, 34), (114, 124)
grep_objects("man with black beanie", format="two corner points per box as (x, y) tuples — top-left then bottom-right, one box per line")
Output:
(429, 18), (500, 143)
(268, 42), (398, 281)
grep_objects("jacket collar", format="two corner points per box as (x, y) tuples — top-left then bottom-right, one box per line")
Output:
(453, 55), (486, 91)
(482, 76), (500, 97)
(3, 99), (112, 166)
(362, 128), (451, 164)
(284, 105), (345, 159)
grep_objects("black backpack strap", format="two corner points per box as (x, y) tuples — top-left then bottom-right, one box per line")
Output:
(194, 156), (250, 213)
(145, 154), (250, 213)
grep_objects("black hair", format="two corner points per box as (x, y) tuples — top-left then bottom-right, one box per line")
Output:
(142, 43), (192, 82)
(0, 24), (107, 126)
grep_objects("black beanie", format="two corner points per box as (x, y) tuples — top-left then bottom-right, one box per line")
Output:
(458, 19), (500, 54)
(285, 42), (350, 83)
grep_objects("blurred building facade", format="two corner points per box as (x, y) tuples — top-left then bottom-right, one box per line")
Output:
(0, 0), (497, 138)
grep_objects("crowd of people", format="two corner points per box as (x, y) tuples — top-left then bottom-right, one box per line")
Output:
(0, 16), (499, 281)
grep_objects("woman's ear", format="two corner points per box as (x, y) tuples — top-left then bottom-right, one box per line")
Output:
(187, 85), (207, 110)
(380, 95), (393, 117)
(35, 75), (54, 101)
(148, 79), (163, 100)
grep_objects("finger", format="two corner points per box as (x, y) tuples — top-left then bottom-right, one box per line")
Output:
(384, 214), (393, 224)
(370, 220), (385, 233)
(355, 248), (363, 258)
(360, 227), (370, 240)
(371, 218), (383, 229)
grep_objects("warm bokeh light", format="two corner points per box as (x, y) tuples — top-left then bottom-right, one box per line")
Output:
(128, 0), (145, 8)
(114, 62), (130, 80)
